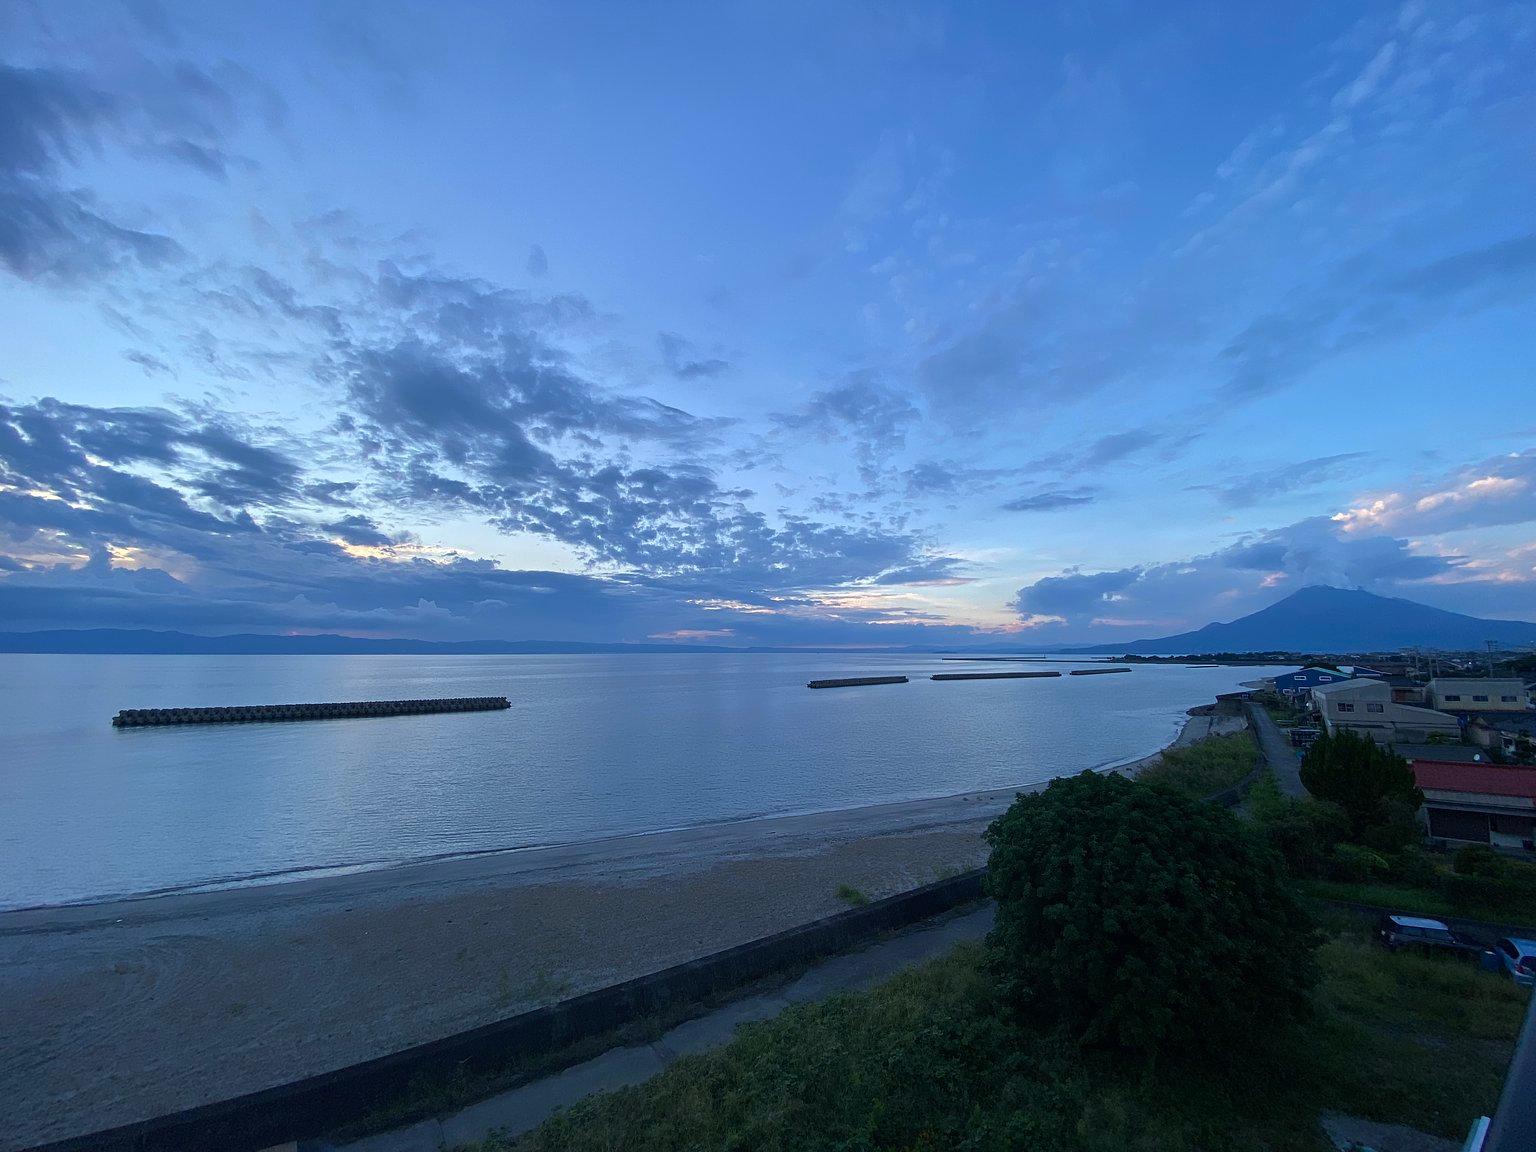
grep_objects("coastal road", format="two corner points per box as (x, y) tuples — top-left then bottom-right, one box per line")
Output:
(1244, 701), (1309, 798)
(335, 903), (996, 1152)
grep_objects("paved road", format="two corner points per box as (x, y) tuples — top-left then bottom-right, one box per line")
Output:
(337, 904), (996, 1152)
(1245, 701), (1309, 798)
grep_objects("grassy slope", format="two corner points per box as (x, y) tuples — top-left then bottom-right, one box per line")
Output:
(1136, 731), (1259, 798)
(477, 922), (1526, 1152)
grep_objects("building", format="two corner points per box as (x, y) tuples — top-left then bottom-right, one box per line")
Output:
(1270, 666), (1351, 699)
(1310, 678), (1461, 743)
(1412, 760), (1536, 850)
(1427, 678), (1528, 713)
(1466, 712), (1536, 760)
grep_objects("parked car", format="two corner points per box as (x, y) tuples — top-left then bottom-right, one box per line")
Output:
(1376, 914), (1485, 958)
(1493, 938), (1536, 987)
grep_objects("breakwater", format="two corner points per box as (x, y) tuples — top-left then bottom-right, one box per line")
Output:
(931, 671), (1062, 681)
(806, 676), (909, 690)
(1068, 667), (1131, 676)
(111, 697), (510, 728)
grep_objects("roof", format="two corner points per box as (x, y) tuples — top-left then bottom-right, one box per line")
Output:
(1311, 677), (1390, 695)
(1388, 915), (1449, 930)
(1413, 761), (1536, 799)
(1393, 744), (1491, 764)
(1469, 711), (1536, 734)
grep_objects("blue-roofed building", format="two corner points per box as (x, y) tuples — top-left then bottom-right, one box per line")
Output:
(1271, 666), (1351, 699)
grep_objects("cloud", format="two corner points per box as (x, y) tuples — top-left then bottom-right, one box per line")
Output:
(1204, 452), (1370, 508)
(772, 376), (919, 482)
(0, 60), (248, 284)
(1010, 516), (1470, 636)
(1221, 233), (1536, 398)
(657, 331), (730, 379)
(526, 243), (549, 277)
(1001, 486), (1097, 513)
(1333, 450), (1536, 537)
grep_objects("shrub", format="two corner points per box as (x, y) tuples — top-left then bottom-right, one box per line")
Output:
(1330, 843), (1391, 882)
(1454, 843), (1510, 878)
(984, 771), (1318, 1066)
(1252, 792), (1349, 879)
(1299, 729), (1423, 839)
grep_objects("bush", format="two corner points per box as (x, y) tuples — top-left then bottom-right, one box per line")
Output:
(1251, 790), (1349, 879)
(1330, 843), (1391, 883)
(1300, 730), (1423, 839)
(984, 771), (1318, 1066)
(1454, 843), (1510, 878)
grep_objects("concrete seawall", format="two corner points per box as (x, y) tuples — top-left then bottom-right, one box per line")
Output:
(111, 697), (511, 728)
(25, 872), (986, 1152)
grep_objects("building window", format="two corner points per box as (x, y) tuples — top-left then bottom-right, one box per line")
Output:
(1502, 696), (1518, 702)
(1337, 702), (1355, 712)
(1444, 694), (1462, 702)
(1474, 695), (1489, 702)
(1367, 703), (1384, 713)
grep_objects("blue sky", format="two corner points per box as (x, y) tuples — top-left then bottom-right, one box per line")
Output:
(1, 0), (1533, 646)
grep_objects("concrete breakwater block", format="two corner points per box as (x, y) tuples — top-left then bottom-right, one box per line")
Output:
(930, 671), (1062, 681)
(111, 697), (511, 728)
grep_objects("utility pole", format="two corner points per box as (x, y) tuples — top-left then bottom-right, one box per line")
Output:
(1486, 639), (1497, 678)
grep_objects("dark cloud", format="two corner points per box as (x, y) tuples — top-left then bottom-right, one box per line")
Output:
(1203, 452), (1370, 508)
(1012, 567), (1140, 620)
(657, 331), (730, 379)
(1222, 234), (1536, 397)
(0, 60), (247, 284)
(526, 243), (548, 277)
(772, 376), (919, 483)
(322, 514), (395, 548)
(1011, 516), (1469, 636)
(1083, 429), (1159, 466)
(1001, 486), (1097, 513)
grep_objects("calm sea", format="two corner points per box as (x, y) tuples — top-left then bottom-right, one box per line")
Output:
(0, 653), (1276, 910)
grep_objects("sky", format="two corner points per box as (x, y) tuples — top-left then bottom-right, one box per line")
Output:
(0, 0), (1534, 648)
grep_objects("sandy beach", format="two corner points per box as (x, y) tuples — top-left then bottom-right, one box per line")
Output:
(0, 718), (1228, 1151)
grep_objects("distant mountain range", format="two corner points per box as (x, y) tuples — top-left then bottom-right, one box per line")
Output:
(2, 587), (1533, 656)
(0, 630), (741, 655)
(1063, 586), (1536, 655)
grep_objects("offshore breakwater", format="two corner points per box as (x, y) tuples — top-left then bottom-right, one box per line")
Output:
(806, 676), (909, 689)
(111, 697), (510, 728)
(931, 671), (1062, 681)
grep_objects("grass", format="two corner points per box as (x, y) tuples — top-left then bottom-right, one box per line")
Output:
(836, 883), (870, 906)
(1137, 731), (1260, 798)
(464, 924), (1527, 1152)
(1302, 860), (1536, 929)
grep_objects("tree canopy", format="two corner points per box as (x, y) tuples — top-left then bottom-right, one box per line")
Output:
(1298, 729), (1423, 839)
(984, 771), (1318, 1066)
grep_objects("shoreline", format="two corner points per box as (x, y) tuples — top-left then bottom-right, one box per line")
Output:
(0, 711), (1215, 1152)
(1, 717), (1185, 922)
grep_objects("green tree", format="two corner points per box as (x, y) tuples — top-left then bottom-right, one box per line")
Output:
(984, 771), (1318, 1066)
(1298, 729), (1423, 839)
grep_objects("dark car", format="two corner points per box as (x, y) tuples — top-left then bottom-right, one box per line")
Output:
(1377, 914), (1485, 957)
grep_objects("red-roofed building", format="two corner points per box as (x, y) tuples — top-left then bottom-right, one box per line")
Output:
(1413, 760), (1536, 850)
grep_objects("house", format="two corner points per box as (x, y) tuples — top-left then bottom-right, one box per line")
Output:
(1310, 678), (1462, 744)
(1392, 743), (1492, 765)
(1427, 678), (1529, 713)
(1466, 711), (1536, 760)
(1412, 760), (1536, 851)
(1271, 666), (1351, 699)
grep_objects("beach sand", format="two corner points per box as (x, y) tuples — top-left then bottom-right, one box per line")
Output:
(0, 722), (1216, 1151)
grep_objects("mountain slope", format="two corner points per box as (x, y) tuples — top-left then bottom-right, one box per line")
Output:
(1065, 586), (1536, 654)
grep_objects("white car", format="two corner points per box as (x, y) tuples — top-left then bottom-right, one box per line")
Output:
(1493, 937), (1536, 987)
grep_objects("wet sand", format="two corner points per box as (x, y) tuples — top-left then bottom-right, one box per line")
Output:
(0, 727), (1210, 1151)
